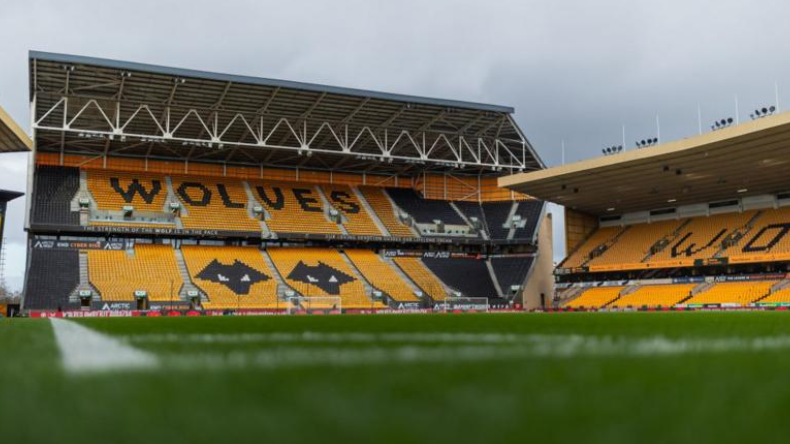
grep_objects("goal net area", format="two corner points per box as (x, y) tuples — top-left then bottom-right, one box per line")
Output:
(437, 297), (490, 313)
(285, 296), (342, 314)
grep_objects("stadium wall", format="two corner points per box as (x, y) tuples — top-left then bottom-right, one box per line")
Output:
(522, 213), (554, 309)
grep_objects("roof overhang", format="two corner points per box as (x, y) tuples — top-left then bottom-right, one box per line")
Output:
(499, 111), (790, 215)
(0, 190), (24, 203)
(0, 105), (32, 153)
(29, 51), (544, 175)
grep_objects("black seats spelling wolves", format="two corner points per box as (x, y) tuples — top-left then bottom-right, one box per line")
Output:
(254, 185), (324, 212)
(110, 178), (162, 204)
(742, 223), (790, 253)
(329, 190), (360, 214)
(176, 182), (246, 208)
(670, 229), (728, 257)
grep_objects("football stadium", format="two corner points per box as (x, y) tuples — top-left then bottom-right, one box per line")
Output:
(5, 22), (790, 444)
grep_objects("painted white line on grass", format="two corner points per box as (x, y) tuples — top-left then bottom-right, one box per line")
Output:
(50, 318), (158, 373)
(125, 332), (530, 345)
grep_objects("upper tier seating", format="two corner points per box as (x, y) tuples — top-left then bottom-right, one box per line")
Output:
(453, 201), (489, 235)
(564, 286), (624, 308)
(251, 182), (341, 235)
(345, 249), (419, 302)
(423, 257), (499, 299)
(482, 202), (514, 240)
(172, 176), (260, 232)
(32, 166), (80, 226)
(512, 201), (544, 240)
(491, 257), (534, 293)
(393, 257), (446, 301)
(651, 211), (756, 262)
(562, 226), (622, 268)
(87, 244), (183, 301)
(322, 185), (383, 236)
(182, 246), (279, 309)
(87, 170), (169, 213)
(385, 188), (466, 225)
(268, 248), (384, 308)
(726, 207), (790, 258)
(609, 284), (695, 308)
(587, 220), (682, 267)
(23, 248), (79, 310)
(358, 186), (415, 237)
(684, 281), (775, 306)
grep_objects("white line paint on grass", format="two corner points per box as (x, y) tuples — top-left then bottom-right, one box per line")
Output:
(50, 318), (158, 374)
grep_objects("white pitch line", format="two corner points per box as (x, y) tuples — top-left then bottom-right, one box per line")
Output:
(50, 318), (158, 374)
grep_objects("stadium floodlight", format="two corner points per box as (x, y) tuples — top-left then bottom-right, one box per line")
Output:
(751, 105), (777, 120)
(712, 117), (734, 130)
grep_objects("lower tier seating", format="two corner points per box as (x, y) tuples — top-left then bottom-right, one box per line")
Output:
(423, 257), (500, 299)
(491, 257), (534, 294)
(564, 286), (624, 309)
(268, 247), (385, 309)
(345, 249), (419, 302)
(684, 281), (776, 306)
(182, 246), (279, 309)
(609, 284), (695, 308)
(23, 248), (79, 310)
(87, 244), (183, 301)
(393, 257), (447, 301)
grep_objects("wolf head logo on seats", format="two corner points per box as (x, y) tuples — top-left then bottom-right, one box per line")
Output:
(287, 261), (355, 294)
(196, 259), (270, 294)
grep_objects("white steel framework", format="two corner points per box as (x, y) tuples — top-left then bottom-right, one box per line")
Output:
(30, 52), (544, 176)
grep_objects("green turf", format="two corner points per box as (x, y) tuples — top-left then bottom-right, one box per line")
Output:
(5, 312), (790, 444)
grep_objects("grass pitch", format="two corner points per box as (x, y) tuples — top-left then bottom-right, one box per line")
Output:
(4, 312), (790, 443)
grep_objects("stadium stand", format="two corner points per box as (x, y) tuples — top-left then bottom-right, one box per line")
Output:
(512, 201), (544, 240)
(385, 188), (467, 225)
(31, 165), (80, 226)
(562, 226), (622, 268)
(684, 281), (775, 306)
(172, 176), (260, 232)
(453, 201), (489, 236)
(322, 185), (383, 236)
(23, 248), (79, 310)
(650, 212), (757, 262)
(182, 246), (279, 309)
(268, 248), (385, 308)
(587, 220), (681, 267)
(564, 286), (624, 309)
(726, 207), (790, 259)
(609, 284), (695, 308)
(393, 257), (447, 301)
(252, 181), (342, 235)
(345, 249), (420, 302)
(87, 170), (169, 213)
(358, 186), (415, 237)
(491, 257), (534, 293)
(482, 202), (515, 240)
(87, 244), (183, 302)
(423, 257), (499, 299)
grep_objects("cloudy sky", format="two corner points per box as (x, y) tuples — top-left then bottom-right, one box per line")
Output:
(1, 0), (790, 290)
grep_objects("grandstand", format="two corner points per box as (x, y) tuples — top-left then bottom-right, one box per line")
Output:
(501, 110), (790, 310)
(20, 51), (551, 313)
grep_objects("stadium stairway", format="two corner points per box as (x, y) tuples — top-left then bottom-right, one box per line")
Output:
(504, 203), (519, 241)
(260, 249), (300, 298)
(242, 181), (273, 237)
(173, 248), (204, 302)
(713, 210), (764, 258)
(484, 260), (504, 297)
(315, 186), (350, 235)
(641, 219), (693, 262)
(352, 187), (391, 236)
(392, 257), (448, 302)
(380, 255), (425, 300)
(68, 251), (101, 303)
(338, 250), (376, 300)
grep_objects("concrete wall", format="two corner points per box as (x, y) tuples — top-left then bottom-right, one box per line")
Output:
(522, 212), (554, 310)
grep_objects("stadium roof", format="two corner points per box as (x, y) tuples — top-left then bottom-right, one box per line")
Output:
(29, 51), (544, 175)
(0, 105), (32, 153)
(0, 190), (24, 203)
(499, 111), (790, 215)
